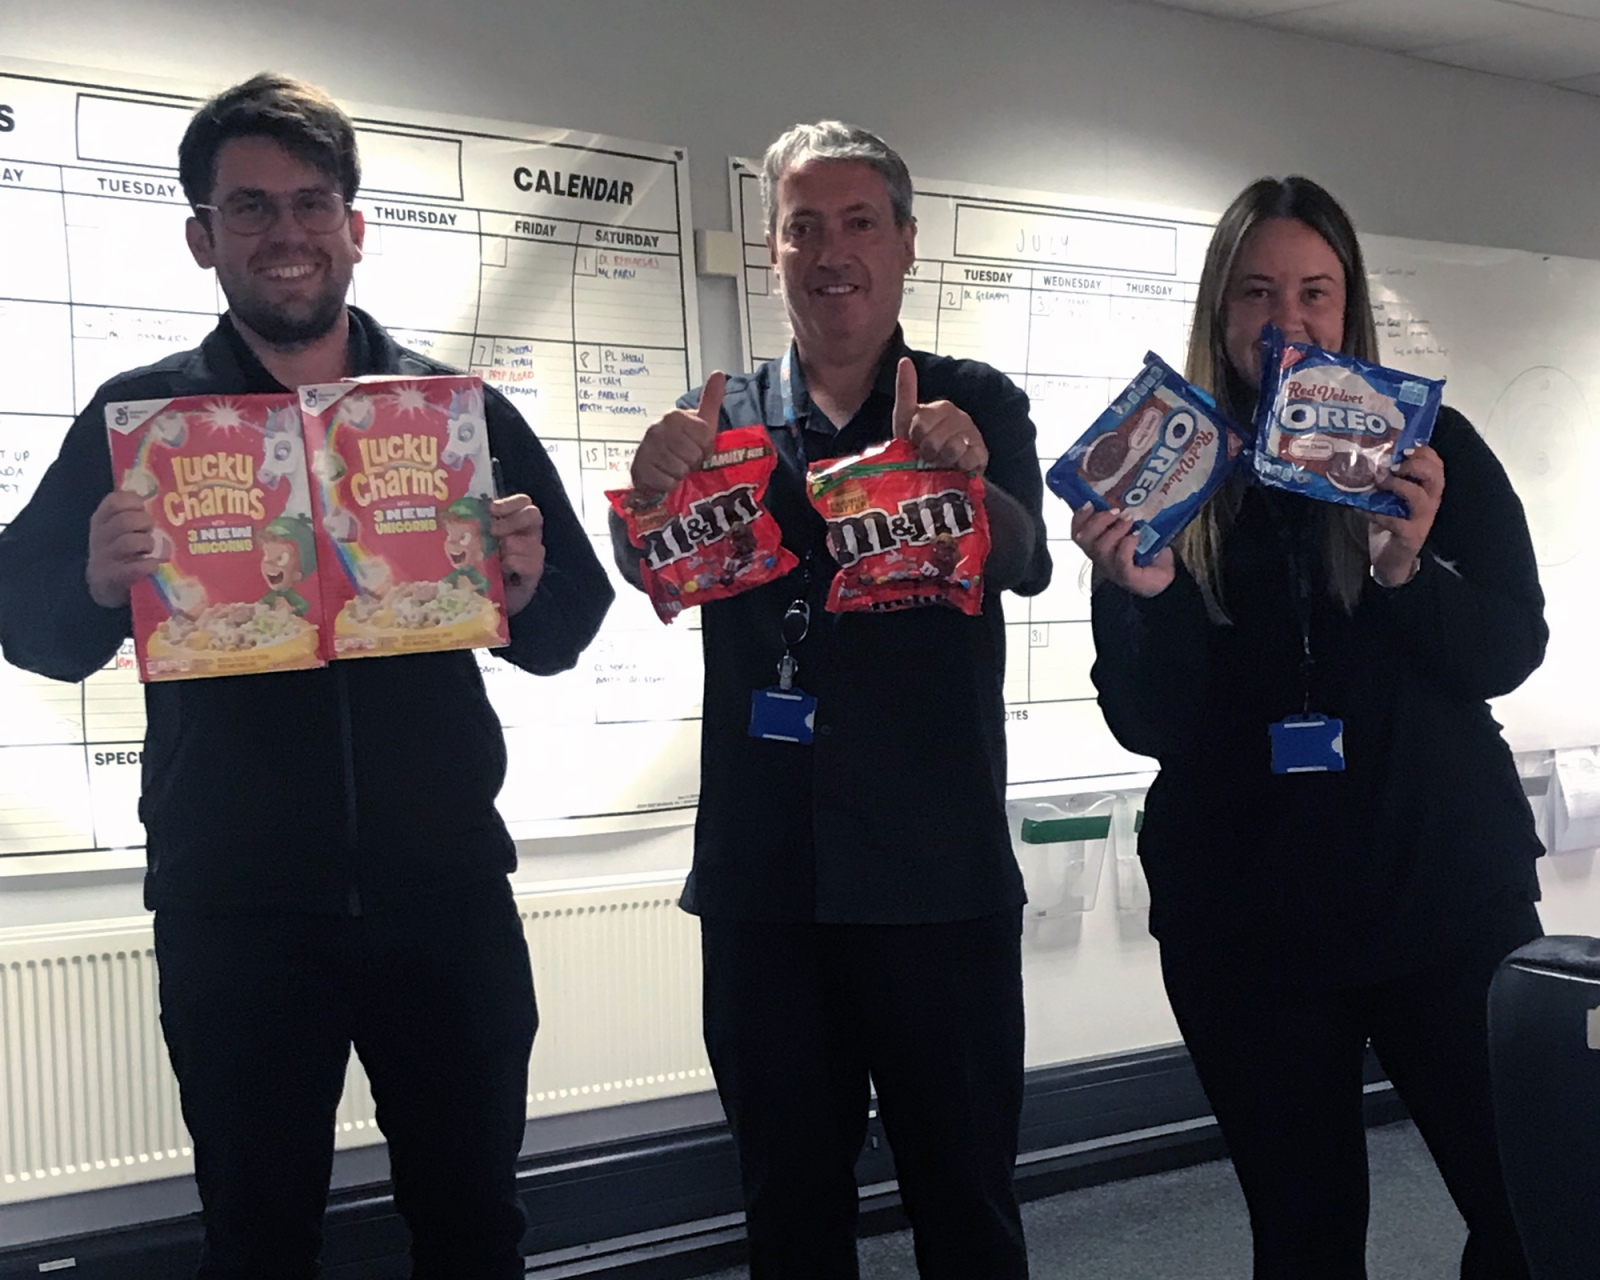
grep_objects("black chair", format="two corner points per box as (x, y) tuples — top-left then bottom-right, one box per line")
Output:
(1486, 935), (1600, 1280)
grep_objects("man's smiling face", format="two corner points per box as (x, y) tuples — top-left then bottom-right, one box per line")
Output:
(768, 158), (915, 365)
(186, 135), (365, 349)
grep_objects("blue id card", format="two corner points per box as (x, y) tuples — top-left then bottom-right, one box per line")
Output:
(1269, 715), (1345, 774)
(750, 687), (816, 744)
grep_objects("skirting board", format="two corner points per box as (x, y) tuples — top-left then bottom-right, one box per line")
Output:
(0, 1044), (1404, 1280)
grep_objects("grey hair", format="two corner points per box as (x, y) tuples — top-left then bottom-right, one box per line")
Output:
(760, 121), (914, 234)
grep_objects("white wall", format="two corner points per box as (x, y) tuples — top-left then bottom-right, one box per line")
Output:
(3, 0), (1599, 1229)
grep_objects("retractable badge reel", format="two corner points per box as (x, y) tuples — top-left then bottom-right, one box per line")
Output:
(749, 599), (816, 744)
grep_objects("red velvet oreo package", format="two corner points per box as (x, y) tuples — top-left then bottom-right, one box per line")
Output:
(1253, 325), (1444, 517)
(608, 426), (798, 623)
(806, 438), (991, 615)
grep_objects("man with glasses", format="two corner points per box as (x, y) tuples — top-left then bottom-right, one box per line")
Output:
(0, 74), (613, 1280)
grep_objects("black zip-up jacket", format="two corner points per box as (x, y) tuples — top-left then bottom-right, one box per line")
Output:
(1090, 408), (1545, 984)
(614, 335), (1052, 924)
(0, 309), (613, 914)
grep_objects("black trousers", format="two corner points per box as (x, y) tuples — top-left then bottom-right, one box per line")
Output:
(700, 912), (1028, 1280)
(1161, 901), (1542, 1280)
(154, 880), (537, 1280)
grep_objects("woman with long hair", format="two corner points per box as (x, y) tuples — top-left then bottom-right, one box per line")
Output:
(1074, 177), (1545, 1278)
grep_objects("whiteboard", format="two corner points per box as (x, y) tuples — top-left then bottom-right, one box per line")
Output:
(1361, 235), (1600, 753)
(0, 58), (706, 870)
(730, 161), (1599, 783)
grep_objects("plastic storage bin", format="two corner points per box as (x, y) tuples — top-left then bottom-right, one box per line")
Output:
(1007, 794), (1114, 917)
(1514, 750), (1555, 851)
(1112, 797), (1151, 914)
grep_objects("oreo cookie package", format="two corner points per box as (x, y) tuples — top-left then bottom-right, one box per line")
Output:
(1046, 352), (1250, 565)
(1253, 325), (1444, 518)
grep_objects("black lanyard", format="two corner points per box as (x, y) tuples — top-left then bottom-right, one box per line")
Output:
(776, 347), (816, 690)
(1267, 500), (1317, 715)
(779, 346), (805, 465)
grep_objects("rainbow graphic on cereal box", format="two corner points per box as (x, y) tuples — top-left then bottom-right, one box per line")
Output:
(106, 393), (327, 682)
(298, 375), (508, 659)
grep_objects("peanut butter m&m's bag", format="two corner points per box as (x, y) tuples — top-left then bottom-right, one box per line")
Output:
(1253, 326), (1444, 518)
(608, 426), (798, 623)
(106, 393), (328, 682)
(807, 437), (990, 615)
(1047, 352), (1250, 566)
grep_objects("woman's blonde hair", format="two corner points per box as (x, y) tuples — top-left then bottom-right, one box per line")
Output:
(1176, 177), (1378, 623)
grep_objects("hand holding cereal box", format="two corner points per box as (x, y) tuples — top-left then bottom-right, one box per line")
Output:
(299, 375), (509, 659)
(105, 394), (327, 682)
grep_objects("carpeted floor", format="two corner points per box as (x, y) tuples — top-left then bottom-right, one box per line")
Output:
(701, 1120), (1466, 1278)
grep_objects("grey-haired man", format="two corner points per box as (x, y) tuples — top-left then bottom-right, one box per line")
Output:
(613, 123), (1051, 1279)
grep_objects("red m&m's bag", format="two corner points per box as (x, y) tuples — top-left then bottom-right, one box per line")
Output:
(608, 426), (798, 623)
(807, 438), (990, 615)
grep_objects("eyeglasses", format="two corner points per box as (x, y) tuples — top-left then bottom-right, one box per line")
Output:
(196, 189), (350, 236)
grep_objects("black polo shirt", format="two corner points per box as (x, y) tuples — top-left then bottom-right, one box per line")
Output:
(664, 331), (1051, 923)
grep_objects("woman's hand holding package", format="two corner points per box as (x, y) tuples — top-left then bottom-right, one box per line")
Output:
(1369, 444), (1445, 587)
(1071, 503), (1176, 598)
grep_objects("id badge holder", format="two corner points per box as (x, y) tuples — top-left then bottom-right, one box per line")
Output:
(1269, 714), (1345, 774)
(751, 684), (816, 744)
(750, 601), (815, 744)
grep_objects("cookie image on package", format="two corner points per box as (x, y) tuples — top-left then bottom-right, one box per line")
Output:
(1324, 441), (1382, 493)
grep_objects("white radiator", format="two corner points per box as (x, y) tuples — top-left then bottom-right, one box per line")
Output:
(0, 878), (710, 1205)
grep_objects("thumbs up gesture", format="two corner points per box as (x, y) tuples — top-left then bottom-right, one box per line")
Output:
(629, 371), (727, 494)
(891, 357), (987, 475)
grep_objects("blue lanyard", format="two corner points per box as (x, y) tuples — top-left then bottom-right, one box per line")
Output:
(779, 346), (805, 465)
(779, 346), (798, 426)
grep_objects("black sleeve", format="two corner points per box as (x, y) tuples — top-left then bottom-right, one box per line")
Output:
(1366, 407), (1547, 701)
(0, 394), (132, 683)
(1089, 564), (1213, 762)
(608, 508), (645, 591)
(482, 386), (613, 675)
(966, 372), (1052, 598)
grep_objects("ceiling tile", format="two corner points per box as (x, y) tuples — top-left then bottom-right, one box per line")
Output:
(1552, 69), (1600, 92)
(1138, 0), (1344, 20)
(1498, 1), (1600, 19)
(1416, 10), (1600, 81)
(1263, 0), (1519, 53)
(1136, 0), (1600, 91)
